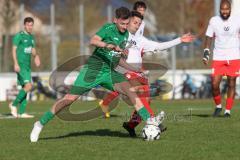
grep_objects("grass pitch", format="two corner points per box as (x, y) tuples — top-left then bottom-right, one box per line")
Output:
(0, 99), (240, 160)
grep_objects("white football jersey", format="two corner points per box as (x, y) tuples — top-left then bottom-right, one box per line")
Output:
(116, 32), (181, 73)
(135, 21), (145, 37)
(206, 15), (240, 60)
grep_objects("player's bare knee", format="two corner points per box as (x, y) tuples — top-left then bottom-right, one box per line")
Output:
(62, 99), (74, 106)
(53, 95), (77, 112)
(64, 94), (79, 102)
(24, 83), (32, 91)
(114, 81), (131, 94)
(211, 82), (220, 89)
(228, 83), (236, 89)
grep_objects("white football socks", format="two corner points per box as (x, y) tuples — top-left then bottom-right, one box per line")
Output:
(225, 109), (230, 114)
(216, 104), (222, 109)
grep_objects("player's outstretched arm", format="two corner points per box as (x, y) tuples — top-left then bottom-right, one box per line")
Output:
(142, 33), (195, 53)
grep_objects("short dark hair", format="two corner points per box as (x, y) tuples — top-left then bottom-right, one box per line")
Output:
(133, 1), (147, 10)
(115, 7), (131, 19)
(24, 17), (34, 24)
(221, 0), (231, 6)
(130, 11), (144, 20)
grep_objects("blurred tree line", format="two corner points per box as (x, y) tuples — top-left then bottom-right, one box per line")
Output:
(127, 0), (214, 36)
(0, 0), (214, 72)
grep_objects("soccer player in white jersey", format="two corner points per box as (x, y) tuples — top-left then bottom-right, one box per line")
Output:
(203, 0), (240, 117)
(100, 11), (195, 137)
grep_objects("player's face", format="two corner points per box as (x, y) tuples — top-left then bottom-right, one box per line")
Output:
(114, 18), (130, 33)
(220, 3), (231, 20)
(136, 7), (146, 16)
(128, 16), (142, 34)
(24, 22), (34, 34)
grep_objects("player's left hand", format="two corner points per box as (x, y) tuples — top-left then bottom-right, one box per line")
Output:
(123, 49), (129, 56)
(34, 55), (41, 67)
(121, 49), (129, 59)
(202, 49), (210, 65)
(181, 33), (196, 43)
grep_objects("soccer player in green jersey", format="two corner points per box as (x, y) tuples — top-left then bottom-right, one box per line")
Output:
(30, 7), (162, 142)
(9, 17), (41, 118)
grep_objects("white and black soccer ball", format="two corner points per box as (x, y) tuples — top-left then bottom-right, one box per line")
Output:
(142, 124), (161, 141)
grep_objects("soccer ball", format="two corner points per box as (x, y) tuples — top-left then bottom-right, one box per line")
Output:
(142, 124), (161, 141)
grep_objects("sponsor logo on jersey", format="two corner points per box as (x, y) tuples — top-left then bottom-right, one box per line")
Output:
(113, 37), (119, 41)
(224, 26), (230, 31)
(129, 39), (136, 45)
(109, 51), (121, 57)
(24, 47), (32, 54)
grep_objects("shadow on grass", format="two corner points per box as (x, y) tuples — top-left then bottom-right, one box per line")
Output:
(99, 114), (122, 119)
(191, 114), (212, 118)
(1, 113), (12, 116)
(0, 113), (17, 119)
(40, 129), (135, 141)
(191, 114), (226, 118)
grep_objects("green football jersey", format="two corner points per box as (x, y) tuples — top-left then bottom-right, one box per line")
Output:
(91, 23), (129, 68)
(12, 31), (35, 67)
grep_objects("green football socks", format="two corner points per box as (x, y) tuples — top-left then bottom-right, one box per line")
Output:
(137, 107), (150, 121)
(40, 111), (55, 125)
(19, 97), (27, 114)
(12, 89), (27, 107)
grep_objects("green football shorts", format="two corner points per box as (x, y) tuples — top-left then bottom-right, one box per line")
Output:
(70, 64), (127, 95)
(17, 65), (31, 86)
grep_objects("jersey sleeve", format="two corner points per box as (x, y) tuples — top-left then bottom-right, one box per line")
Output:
(206, 18), (214, 37)
(142, 36), (181, 52)
(95, 23), (110, 39)
(12, 33), (21, 47)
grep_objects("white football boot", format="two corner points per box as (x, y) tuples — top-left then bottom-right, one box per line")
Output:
(30, 121), (43, 142)
(18, 113), (34, 118)
(146, 111), (165, 126)
(156, 111), (165, 124)
(8, 103), (18, 118)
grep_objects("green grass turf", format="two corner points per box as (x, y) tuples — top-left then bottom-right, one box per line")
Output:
(0, 99), (240, 160)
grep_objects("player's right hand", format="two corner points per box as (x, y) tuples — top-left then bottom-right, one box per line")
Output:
(34, 55), (41, 67)
(105, 44), (116, 50)
(202, 48), (210, 65)
(14, 64), (20, 72)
